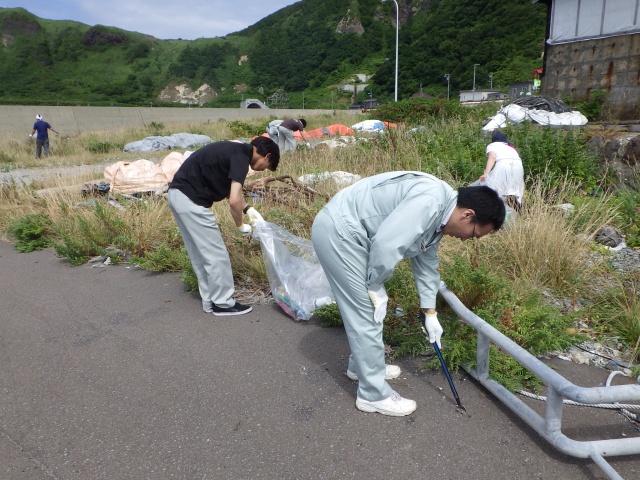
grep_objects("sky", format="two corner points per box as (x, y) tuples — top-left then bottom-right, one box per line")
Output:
(0, 0), (301, 40)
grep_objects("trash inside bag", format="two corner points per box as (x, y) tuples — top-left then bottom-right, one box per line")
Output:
(253, 221), (334, 321)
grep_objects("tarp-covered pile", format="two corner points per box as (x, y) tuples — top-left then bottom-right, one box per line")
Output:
(482, 95), (588, 131)
(293, 124), (355, 139)
(123, 133), (211, 153)
(104, 151), (191, 194)
(351, 120), (386, 132)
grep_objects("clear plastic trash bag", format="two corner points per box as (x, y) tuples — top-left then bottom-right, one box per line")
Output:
(253, 221), (334, 321)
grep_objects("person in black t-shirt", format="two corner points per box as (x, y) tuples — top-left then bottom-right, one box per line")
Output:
(168, 137), (280, 316)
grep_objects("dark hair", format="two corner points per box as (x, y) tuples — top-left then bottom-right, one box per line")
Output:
(491, 131), (508, 143)
(457, 186), (506, 231)
(251, 136), (280, 171)
(299, 118), (307, 128)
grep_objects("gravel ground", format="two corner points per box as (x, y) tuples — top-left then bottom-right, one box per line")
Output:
(608, 245), (640, 274)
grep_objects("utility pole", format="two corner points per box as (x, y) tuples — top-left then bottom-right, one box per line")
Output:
(473, 64), (480, 91)
(444, 74), (450, 100)
(381, 0), (399, 102)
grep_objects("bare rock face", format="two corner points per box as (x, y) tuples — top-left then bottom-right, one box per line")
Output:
(157, 83), (217, 106)
(83, 27), (126, 47)
(336, 9), (365, 35)
(1, 15), (42, 47)
(592, 133), (640, 191)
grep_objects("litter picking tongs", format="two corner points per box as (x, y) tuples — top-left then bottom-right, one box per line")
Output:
(421, 322), (466, 413)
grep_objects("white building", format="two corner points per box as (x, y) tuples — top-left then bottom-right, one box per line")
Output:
(459, 90), (507, 103)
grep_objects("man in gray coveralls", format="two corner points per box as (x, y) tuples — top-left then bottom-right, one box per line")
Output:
(311, 172), (505, 416)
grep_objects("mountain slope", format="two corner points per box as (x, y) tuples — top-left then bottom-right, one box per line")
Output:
(0, 1), (546, 107)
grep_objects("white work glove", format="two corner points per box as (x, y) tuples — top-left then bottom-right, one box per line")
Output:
(237, 223), (252, 237)
(421, 312), (443, 349)
(306, 142), (311, 148)
(245, 206), (264, 225)
(29, 134), (33, 137)
(367, 285), (388, 324)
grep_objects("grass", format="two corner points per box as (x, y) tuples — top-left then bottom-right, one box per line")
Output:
(588, 273), (640, 361)
(472, 179), (618, 295)
(1, 108), (638, 390)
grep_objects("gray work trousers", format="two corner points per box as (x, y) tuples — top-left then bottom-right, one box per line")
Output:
(266, 120), (282, 141)
(168, 188), (235, 311)
(311, 209), (393, 402)
(35, 138), (50, 158)
(276, 125), (297, 152)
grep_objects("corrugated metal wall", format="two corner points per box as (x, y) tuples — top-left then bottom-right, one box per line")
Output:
(549, 0), (640, 44)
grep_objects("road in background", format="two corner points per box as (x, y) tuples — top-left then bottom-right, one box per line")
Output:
(0, 106), (360, 140)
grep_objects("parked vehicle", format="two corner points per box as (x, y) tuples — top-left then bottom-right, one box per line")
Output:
(361, 99), (382, 113)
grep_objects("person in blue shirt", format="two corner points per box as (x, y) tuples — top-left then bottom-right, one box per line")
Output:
(312, 172), (505, 416)
(30, 114), (58, 159)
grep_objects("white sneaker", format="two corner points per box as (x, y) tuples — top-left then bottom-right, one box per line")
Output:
(346, 364), (401, 381)
(356, 391), (417, 416)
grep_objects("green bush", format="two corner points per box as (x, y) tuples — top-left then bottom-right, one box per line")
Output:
(228, 121), (264, 138)
(131, 244), (190, 272)
(9, 213), (52, 252)
(573, 89), (607, 121)
(86, 140), (117, 153)
(509, 124), (600, 191)
(51, 201), (128, 265)
(372, 97), (467, 126)
(314, 303), (343, 327)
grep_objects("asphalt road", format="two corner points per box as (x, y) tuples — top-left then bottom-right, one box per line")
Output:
(1, 240), (638, 480)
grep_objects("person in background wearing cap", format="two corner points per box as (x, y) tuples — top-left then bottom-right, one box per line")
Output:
(478, 131), (525, 210)
(311, 172), (506, 416)
(167, 136), (280, 316)
(276, 118), (311, 152)
(30, 114), (58, 159)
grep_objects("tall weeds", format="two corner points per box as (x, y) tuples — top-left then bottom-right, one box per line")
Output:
(2, 110), (637, 383)
(474, 179), (618, 295)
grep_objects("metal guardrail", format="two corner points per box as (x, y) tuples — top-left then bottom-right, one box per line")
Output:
(438, 281), (640, 480)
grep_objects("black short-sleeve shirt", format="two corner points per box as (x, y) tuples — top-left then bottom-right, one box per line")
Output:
(170, 141), (252, 208)
(280, 119), (304, 131)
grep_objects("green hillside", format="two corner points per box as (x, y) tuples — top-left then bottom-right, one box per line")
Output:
(0, 0), (546, 108)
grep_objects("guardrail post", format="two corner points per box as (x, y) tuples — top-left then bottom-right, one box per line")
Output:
(476, 332), (490, 380)
(545, 387), (563, 435)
